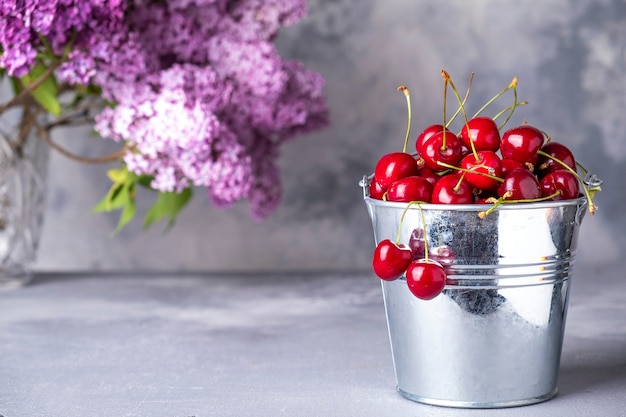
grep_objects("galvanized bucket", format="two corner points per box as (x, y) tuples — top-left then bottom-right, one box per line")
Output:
(361, 175), (590, 408)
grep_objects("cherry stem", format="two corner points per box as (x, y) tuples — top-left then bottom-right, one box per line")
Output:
(397, 86), (412, 153)
(396, 200), (428, 249)
(537, 150), (597, 215)
(436, 161), (504, 183)
(497, 80), (518, 129)
(472, 77), (518, 119)
(453, 171), (466, 192)
(478, 190), (562, 218)
(492, 101), (528, 124)
(414, 202), (430, 262)
(446, 72), (474, 128)
(398, 201), (431, 262)
(442, 70), (479, 160)
(441, 70), (449, 150)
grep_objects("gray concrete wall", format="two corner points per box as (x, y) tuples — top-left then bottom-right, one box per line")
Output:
(35, 0), (625, 272)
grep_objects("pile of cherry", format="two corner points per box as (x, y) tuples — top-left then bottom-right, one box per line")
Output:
(369, 71), (600, 301)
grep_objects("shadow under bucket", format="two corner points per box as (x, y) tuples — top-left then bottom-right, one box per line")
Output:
(361, 175), (589, 408)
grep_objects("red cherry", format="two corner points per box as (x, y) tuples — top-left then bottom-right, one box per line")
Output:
(406, 259), (447, 300)
(500, 125), (545, 164)
(372, 240), (413, 281)
(421, 130), (463, 171)
(540, 170), (580, 200)
(459, 146), (472, 160)
(459, 150), (503, 190)
(459, 116), (501, 152)
(374, 152), (420, 189)
(416, 124), (448, 156)
(417, 164), (439, 186)
(369, 176), (386, 200)
(386, 176), (433, 203)
(431, 174), (474, 204)
(536, 142), (576, 178)
(497, 168), (541, 200)
(500, 158), (525, 177)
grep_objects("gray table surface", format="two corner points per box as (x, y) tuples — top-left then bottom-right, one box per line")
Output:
(1, 263), (625, 417)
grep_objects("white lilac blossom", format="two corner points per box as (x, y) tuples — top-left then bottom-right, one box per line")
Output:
(0, 0), (328, 221)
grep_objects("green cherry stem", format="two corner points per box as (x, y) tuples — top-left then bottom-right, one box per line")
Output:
(497, 78), (518, 129)
(398, 86), (412, 153)
(478, 190), (562, 218)
(446, 72), (474, 127)
(435, 161), (505, 183)
(492, 101), (528, 123)
(472, 77), (518, 119)
(537, 150), (598, 215)
(442, 69), (479, 160)
(414, 202), (430, 262)
(440, 70), (450, 150)
(396, 200), (428, 245)
(453, 172), (466, 193)
(397, 201), (431, 262)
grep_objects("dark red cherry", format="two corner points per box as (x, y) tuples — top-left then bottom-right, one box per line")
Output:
(459, 150), (503, 190)
(536, 142), (576, 178)
(500, 125), (545, 164)
(386, 176), (433, 203)
(372, 240), (413, 281)
(432, 174), (473, 204)
(459, 116), (501, 152)
(408, 228), (426, 260)
(430, 245), (455, 270)
(416, 124), (448, 156)
(421, 130), (463, 171)
(497, 168), (541, 200)
(369, 176), (386, 200)
(474, 183), (499, 201)
(474, 196), (494, 204)
(374, 152), (420, 189)
(406, 259), (447, 300)
(540, 170), (580, 200)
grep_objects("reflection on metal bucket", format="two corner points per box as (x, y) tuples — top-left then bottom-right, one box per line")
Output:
(361, 175), (588, 408)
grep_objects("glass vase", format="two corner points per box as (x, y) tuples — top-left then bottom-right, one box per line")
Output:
(0, 128), (49, 289)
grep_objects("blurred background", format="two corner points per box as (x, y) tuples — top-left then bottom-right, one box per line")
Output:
(35, 0), (624, 273)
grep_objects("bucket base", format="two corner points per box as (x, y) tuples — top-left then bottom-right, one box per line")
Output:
(397, 387), (558, 409)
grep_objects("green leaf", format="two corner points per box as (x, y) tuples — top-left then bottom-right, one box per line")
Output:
(115, 192), (137, 233)
(137, 174), (154, 188)
(10, 76), (21, 95)
(143, 188), (193, 231)
(92, 166), (139, 233)
(20, 64), (61, 116)
(92, 182), (126, 213)
(106, 168), (128, 184)
(93, 163), (194, 233)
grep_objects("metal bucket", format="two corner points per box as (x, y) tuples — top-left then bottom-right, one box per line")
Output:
(361, 175), (590, 408)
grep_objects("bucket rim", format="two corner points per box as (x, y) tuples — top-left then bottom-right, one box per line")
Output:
(363, 194), (587, 211)
(360, 175), (588, 212)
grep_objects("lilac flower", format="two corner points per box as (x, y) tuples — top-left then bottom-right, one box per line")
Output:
(1, 0), (127, 78)
(1, 0), (328, 220)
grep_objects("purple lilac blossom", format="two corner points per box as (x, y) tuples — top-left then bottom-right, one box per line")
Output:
(1, 0), (328, 219)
